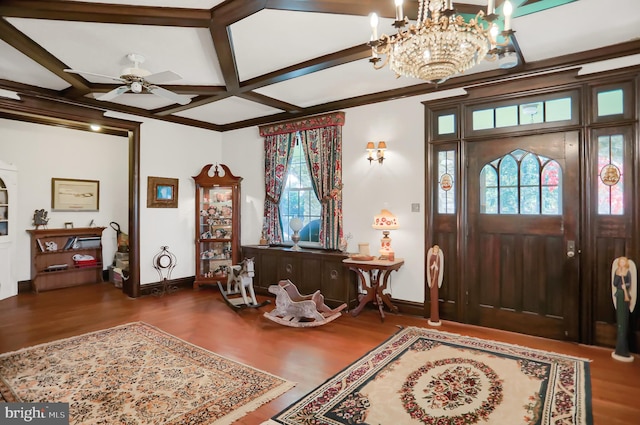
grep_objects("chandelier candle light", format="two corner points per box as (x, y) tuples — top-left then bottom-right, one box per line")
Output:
(372, 209), (399, 260)
(368, 0), (515, 83)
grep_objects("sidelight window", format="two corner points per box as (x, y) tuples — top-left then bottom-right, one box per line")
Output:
(480, 149), (562, 215)
(437, 150), (456, 214)
(597, 134), (624, 215)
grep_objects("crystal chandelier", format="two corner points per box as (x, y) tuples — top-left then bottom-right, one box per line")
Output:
(368, 0), (515, 83)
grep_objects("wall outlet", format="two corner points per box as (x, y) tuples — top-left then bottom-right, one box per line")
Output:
(411, 203), (420, 212)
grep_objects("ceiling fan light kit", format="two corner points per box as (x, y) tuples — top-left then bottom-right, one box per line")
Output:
(64, 53), (191, 105)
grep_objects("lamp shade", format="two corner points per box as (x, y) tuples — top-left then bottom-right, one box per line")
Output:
(366, 141), (375, 150)
(372, 209), (399, 230)
(289, 218), (304, 232)
(377, 141), (387, 150)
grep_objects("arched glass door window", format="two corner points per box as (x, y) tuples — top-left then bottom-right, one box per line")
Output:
(0, 178), (8, 236)
(480, 149), (562, 215)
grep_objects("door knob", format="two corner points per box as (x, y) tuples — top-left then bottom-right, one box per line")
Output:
(567, 240), (576, 258)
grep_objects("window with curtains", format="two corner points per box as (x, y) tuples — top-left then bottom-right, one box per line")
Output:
(259, 111), (344, 250)
(280, 133), (322, 245)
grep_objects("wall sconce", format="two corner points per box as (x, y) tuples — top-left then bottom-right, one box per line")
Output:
(366, 141), (387, 164)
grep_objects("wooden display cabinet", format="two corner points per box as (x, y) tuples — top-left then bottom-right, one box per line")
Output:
(192, 164), (242, 289)
(27, 227), (106, 293)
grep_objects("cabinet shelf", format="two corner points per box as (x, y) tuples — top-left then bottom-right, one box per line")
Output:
(40, 263), (103, 273)
(27, 227), (106, 293)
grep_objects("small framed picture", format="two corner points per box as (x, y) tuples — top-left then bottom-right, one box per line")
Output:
(147, 176), (179, 208)
(64, 222), (74, 229)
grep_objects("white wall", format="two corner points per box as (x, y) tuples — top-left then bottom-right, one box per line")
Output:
(0, 118), (128, 284)
(137, 117), (222, 284)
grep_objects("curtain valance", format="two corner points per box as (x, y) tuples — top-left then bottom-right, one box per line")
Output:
(258, 111), (345, 136)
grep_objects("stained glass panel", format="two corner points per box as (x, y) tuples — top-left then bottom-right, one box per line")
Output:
(499, 155), (518, 187)
(437, 150), (456, 214)
(597, 134), (624, 215)
(541, 161), (562, 214)
(500, 187), (518, 214)
(481, 150), (562, 216)
(480, 166), (498, 214)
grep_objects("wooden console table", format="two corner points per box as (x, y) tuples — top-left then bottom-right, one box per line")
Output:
(342, 257), (404, 322)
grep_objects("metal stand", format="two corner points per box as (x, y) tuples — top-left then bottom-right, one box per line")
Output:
(152, 246), (178, 296)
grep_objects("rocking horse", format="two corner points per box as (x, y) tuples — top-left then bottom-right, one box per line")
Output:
(263, 279), (347, 327)
(218, 257), (270, 310)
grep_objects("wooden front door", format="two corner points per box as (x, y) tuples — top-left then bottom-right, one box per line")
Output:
(465, 131), (580, 341)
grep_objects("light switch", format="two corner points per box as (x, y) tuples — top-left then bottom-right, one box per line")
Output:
(411, 203), (420, 212)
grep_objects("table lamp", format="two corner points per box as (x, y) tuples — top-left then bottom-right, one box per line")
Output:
(372, 209), (399, 260)
(289, 217), (303, 251)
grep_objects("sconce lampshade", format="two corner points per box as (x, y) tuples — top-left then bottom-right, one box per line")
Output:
(377, 141), (387, 150)
(366, 141), (375, 150)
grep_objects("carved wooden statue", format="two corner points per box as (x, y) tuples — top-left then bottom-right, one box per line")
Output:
(611, 256), (637, 362)
(427, 245), (444, 326)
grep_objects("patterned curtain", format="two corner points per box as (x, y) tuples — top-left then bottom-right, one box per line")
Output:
(263, 133), (295, 244)
(299, 126), (343, 249)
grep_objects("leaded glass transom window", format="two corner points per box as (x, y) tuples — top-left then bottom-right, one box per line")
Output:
(480, 149), (562, 215)
(597, 134), (624, 215)
(472, 96), (573, 130)
(437, 150), (456, 214)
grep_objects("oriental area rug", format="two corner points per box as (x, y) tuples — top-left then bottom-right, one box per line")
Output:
(0, 322), (294, 425)
(265, 326), (592, 425)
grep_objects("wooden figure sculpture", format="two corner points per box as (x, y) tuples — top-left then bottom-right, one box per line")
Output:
(427, 245), (444, 326)
(264, 280), (347, 327)
(611, 256), (637, 362)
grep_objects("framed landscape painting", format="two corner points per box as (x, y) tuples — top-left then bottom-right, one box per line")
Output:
(52, 178), (99, 211)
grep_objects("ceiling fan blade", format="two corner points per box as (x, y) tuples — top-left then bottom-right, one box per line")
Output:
(96, 85), (130, 101)
(147, 85), (191, 105)
(64, 69), (125, 83)
(145, 70), (183, 84)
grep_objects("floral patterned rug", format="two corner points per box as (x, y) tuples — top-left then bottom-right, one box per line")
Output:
(265, 326), (592, 425)
(0, 322), (294, 424)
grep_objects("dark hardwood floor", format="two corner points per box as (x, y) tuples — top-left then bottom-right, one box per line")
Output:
(1, 283), (638, 424)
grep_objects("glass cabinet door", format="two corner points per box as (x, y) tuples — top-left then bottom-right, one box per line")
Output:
(198, 186), (233, 280)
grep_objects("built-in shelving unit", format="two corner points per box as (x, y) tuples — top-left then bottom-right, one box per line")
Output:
(27, 227), (106, 292)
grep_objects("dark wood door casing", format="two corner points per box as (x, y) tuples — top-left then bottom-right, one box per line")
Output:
(424, 70), (639, 350)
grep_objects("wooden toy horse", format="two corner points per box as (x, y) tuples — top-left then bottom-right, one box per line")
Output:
(263, 279), (347, 327)
(218, 257), (270, 310)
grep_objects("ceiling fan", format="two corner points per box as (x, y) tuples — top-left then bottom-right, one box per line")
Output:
(64, 53), (191, 105)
